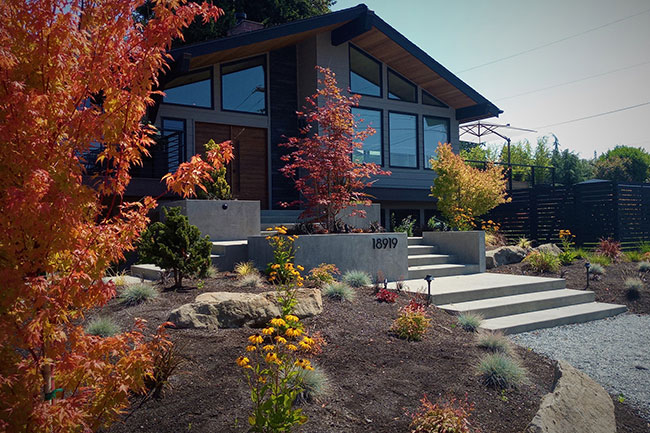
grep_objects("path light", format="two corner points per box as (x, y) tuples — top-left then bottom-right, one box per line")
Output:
(424, 274), (434, 306)
(585, 262), (591, 288)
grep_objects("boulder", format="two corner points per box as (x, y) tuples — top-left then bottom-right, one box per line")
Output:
(535, 243), (562, 256)
(526, 360), (616, 433)
(485, 246), (528, 269)
(168, 289), (323, 329)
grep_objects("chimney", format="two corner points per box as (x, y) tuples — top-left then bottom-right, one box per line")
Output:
(227, 12), (264, 36)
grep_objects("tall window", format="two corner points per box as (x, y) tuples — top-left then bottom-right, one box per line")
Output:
(349, 45), (381, 97)
(423, 116), (449, 168)
(221, 56), (266, 114)
(163, 69), (212, 108)
(388, 69), (417, 102)
(389, 112), (417, 168)
(422, 90), (447, 107)
(160, 118), (186, 173)
(351, 107), (382, 165)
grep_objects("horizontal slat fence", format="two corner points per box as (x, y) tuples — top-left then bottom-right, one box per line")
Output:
(487, 181), (650, 248)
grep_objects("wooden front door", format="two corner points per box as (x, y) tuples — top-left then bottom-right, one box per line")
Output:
(195, 122), (268, 209)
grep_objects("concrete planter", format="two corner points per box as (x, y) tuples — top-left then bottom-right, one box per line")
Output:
(161, 199), (260, 241)
(422, 230), (486, 272)
(338, 203), (381, 229)
(248, 232), (408, 281)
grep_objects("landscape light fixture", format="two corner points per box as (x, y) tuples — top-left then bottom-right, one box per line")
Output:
(424, 274), (434, 306)
(383, 278), (388, 290)
(584, 262), (591, 288)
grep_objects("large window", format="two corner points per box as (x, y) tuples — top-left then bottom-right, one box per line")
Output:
(388, 69), (417, 102)
(351, 107), (382, 165)
(422, 90), (447, 108)
(221, 56), (266, 114)
(349, 45), (381, 97)
(163, 69), (212, 108)
(423, 116), (449, 168)
(389, 112), (417, 168)
(160, 118), (186, 173)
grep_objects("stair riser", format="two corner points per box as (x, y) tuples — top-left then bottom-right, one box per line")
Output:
(407, 237), (424, 246)
(431, 280), (566, 305)
(407, 246), (438, 255)
(408, 255), (455, 266)
(443, 292), (595, 319)
(408, 265), (479, 279)
(482, 305), (627, 335)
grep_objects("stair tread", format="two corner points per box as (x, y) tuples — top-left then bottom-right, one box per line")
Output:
(480, 302), (627, 330)
(211, 240), (247, 246)
(409, 264), (468, 271)
(408, 254), (453, 259)
(439, 289), (594, 311)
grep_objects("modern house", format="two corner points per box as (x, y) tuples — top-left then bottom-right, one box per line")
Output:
(137, 3), (502, 228)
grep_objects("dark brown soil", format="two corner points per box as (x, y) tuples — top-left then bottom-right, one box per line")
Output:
(614, 398), (650, 432)
(489, 258), (650, 315)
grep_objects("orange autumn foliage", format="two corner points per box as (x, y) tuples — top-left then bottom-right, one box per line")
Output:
(0, 1), (228, 432)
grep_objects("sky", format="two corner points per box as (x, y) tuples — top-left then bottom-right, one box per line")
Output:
(333, 0), (650, 158)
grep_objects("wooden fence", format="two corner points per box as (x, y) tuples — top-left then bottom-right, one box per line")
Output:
(487, 181), (650, 248)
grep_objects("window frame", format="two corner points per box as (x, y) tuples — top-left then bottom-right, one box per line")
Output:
(351, 106), (384, 166)
(160, 117), (187, 169)
(387, 67), (418, 103)
(388, 110), (419, 169)
(422, 115), (450, 169)
(162, 67), (214, 110)
(421, 89), (448, 108)
(348, 44), (383, 99)
(220, 55), (268, 116)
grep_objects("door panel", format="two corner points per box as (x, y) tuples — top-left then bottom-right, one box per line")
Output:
(194, 122), (268, 209)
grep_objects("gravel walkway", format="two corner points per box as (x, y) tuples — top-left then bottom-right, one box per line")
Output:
(510, 313), (650, 421)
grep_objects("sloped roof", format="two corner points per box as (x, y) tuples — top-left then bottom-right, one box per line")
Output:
(169, 4), (501, 123)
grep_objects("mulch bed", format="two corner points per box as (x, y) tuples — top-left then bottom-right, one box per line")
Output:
(103, 274), (554, 433)
(488, 258), (650, 315)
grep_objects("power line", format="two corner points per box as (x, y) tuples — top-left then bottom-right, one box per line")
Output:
(495, 60), (650, 101)
(536, 101), (650, 129)
(458, 7), (650, 73)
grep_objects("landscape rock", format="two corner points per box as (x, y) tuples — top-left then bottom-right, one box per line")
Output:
(525, 360), (616, 433)
(169, 289), (323, 329)
(485, 245), (528, 269)
(535, 243), (562, 256)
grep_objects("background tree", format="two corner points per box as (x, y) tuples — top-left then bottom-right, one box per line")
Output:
(196, 139), (233, 199)
(431, 143), (510, 229)
(551, 148), (593, 185)
(594, 146), (650, 183)
(279, 67), (390, 232)
(0, 1), (227, 431)
(137, 0), (334, 47)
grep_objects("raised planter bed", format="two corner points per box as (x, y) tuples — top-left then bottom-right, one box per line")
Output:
(248, 232), (408, 281)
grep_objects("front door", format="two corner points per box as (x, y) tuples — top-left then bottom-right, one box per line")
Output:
(194, 122), (268, 209)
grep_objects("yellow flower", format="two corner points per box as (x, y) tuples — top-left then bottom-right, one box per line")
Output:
(284, 314), (299, 322)
(245, 345), (257, 352)
(301, 336), (314, 346)
(298, 341), (311, 350)
(236, 356), (251, 368)
(285, 327), (302, 337)
(294, 358), (313, 370)
(270, 317), (286, 327)
(248, 334), (263, 344)
(272, 264), (280, 269)
(274, 336), (287, 344)
(262, 327), (275, 335)
(258, 376), (267, 383)
(265, 227), (273, 231)
(286, 344), (298, 351)
(262, 344), (275, 351)
(265, 352), (281, 364)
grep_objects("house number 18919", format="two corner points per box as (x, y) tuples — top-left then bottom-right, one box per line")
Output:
(372, 237), (398, 249)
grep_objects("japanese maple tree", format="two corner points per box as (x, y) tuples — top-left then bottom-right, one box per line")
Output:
(0, 1), (230, 432)
(280, 67), (390, 232)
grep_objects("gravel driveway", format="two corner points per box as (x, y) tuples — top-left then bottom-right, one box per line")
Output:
(510, 313), (650, 421)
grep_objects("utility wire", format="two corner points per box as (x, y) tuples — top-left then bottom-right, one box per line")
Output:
(536, 101), (650, 129)
(458, 7), (650, 73)
(495, 60), (650, 101)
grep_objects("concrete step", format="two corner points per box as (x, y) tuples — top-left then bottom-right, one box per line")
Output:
(439, 289), (595, 319)
(131, 263), (164, 280)
(211, 240), (247, 254)
(210, 240), (248, 271)
(408, 254), (456, 266)
(480, 302), (627, 334)
(407, 245), (438, 255)
(407, 264), (480, 279)
(408, 236), (424, 245)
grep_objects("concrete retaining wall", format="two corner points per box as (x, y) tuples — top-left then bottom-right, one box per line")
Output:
(423, 231), (486, 272)
(339, 203), (381, 229)
(161, 199), (260, 241)
(248, 232), (408, 281)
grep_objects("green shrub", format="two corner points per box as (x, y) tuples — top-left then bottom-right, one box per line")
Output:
(624, 251), (644, 262)
(638, 261), (650, 272)
(478, 353), (526, 389)
(238, 273), (264, 288)
(195, 139), (232, 200)
(558, 250), (576, 265)
(137, 207), (212, 287)
(85, 317), (120, 337)
(477, 332), (513, 355)
(234, 261), (258, 277)
(457, 312), (483, 332)
(119, 283), (159, 306)
(294, 364), (330, 404)
(589, 263), (605, 275)
(322, 282), (355, 301)
(587, 253), (611, 267)
(624, 277), (643, 300)
(573, 247), (590, 259)
(409, 394), (474, 433)
(342, 270), (371, 288)
(638, 241), (650, 254)
(391, 307), (431, 341)
(524, 251), (561, 273)
(205, 265), (218, 278)
(393, 214), (416, 237)
(516, 238), (532, 249)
